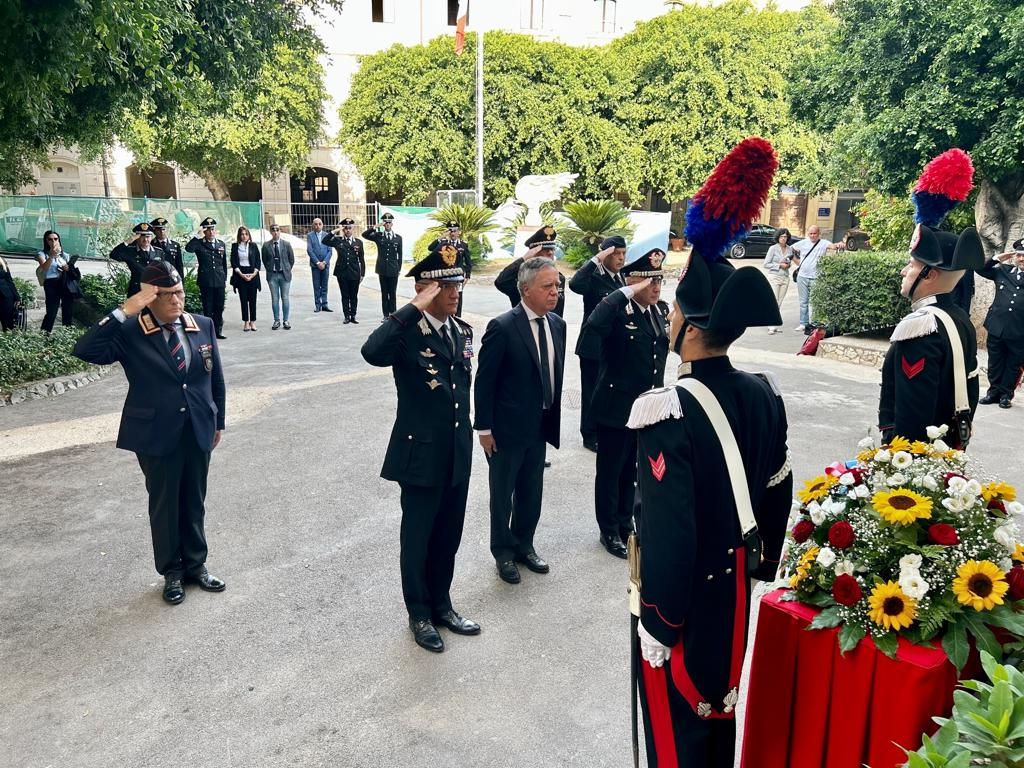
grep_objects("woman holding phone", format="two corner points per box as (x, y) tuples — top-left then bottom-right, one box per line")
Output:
(36, 230), (80, 332)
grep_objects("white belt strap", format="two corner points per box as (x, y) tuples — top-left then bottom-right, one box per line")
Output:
(675, 378), (757, 537)
(921, 306), (969, 414)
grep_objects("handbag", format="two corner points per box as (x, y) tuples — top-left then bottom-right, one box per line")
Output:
(35, 263), (47, 286)
(792, 239), (824, 283)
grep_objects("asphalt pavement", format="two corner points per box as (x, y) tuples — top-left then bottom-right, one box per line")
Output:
(3, 259), (1023, 767)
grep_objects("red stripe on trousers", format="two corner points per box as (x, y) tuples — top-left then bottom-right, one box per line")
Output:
(641, 658), (680, 765)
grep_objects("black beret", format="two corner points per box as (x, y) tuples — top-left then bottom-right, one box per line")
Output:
(601, 236), (627, 250)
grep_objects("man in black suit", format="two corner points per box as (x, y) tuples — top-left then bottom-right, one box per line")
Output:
(363, 212), (403, 321)
(73, 260), (227, 605)
(110, 221), (166, 297)
(151, 217), (185, 275)
(474, 256), (566, 584)
(568, 236), (626, 451)
(977, 241), (1024, 409)
(324, 217), (366, 324)
(185, 217), (228, 338)
(429, 221), (472, 315)
(494, 225), (566, 316)
(361, 246), (480, 653)
(579, 249), (670, 558)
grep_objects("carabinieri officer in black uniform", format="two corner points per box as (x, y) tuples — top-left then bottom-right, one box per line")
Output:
(360, 246), (480, 653)
(363, 212), (403, 321)
(569, 235), (626, 452)
(73, 260), (227, 605)
(879, 149), (985, 447)
(626, 138), (792, 768)
(151, 217), (185, 275)
(976, 239), (1024, 409)
(110, 221), (166, 297)
(579, 248), (669, 559)
(494, 226), (566, 316)
(186, 217), (228, 338)
(324, 217), (366, 324)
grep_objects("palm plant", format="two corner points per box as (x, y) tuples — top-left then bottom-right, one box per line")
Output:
(560, 199), (634, 256)
(427, 203), (498, 263)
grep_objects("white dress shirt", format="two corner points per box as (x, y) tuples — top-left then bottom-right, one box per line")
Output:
(522, 303), (556, 400)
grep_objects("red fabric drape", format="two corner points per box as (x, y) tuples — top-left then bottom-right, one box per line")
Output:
(741, 590), (960, 768)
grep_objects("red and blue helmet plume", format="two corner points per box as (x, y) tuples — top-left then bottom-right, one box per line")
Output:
(684, 137), (779, 263)
(912, 148), (974, 227)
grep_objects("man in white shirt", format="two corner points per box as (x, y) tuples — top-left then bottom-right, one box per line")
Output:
(791, 225), (842, 330)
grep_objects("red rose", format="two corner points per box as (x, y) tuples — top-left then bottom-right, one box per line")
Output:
(832, 574), (863, 606)
(927, 524), (960, 545)
(792, 520), (815, 544)
(845, 467), (865, 486)
(943, 472), (966, 487)
(1008, 566), (1024, 601)
(988, 500), (1007, 516)
(828, 521), (856, 549)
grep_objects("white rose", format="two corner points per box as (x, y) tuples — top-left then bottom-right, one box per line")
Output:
(839, 472), (856, 486)
(810, 506), (827, 525)
(964, 479), (982, 497)
(816, 547), (837, 568)
(947, 477), (968, 494)
(899, 554), (923, 572)
(1006, 501), (1024, 517)
(891, 451), (913, 470)
(921, 475), (940, 492)
(854, 484), (870, 499)
(858, 436), (876, 449)
(826, 499), (847, 516)
(887, 472), (907, 487)
(994, 525), (1018, 552)
(899, 572), (930, 600)
(1001, 558), (1014, 571)
(926, 425), (948, 440)
(942, 496), (971, 513)
(874, 449), (892, 464)
(834, 560), (856, 577)
(932, 439), (950, 453)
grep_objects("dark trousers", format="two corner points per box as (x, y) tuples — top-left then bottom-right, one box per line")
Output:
(638, 646), (736, 768)
(398, 479), (469, 621)
(338, 277), (360, 319)
(0, 295), (15, 330)
(41, 278), (74, 332)
(986, 333), (1024, 399)
(311, 266), (330, 308)
(236, 280), (258, 322)
(200, 285), (225, 333)
(595, 424), (637, 539)
(487, 439), (546, 562)
(579, 357), (599, 441)
(135, 421), (211, 579)
(378, 274), (398, 317)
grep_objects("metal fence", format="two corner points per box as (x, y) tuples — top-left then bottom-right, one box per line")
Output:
(435, 189), (477, 207)
(0, 195), (263, 260)
(262, 201), (380, 239)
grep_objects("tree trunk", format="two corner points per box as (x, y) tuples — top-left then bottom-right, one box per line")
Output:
(202, 173), (232, 201)
(971, 177), (1024, 344)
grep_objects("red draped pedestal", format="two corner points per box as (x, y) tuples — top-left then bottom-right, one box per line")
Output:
(740, 589), (959, 768)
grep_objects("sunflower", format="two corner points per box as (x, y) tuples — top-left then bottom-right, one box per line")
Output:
(981, 482), (1017, 503)
(867, 581), (917, 631)
(887, 436), (912, 453)
(908, 441), (931, 456)
(788, 546), (819, 588)
(952, 560), (1009, 611)
(856, 449), (876, 463)
(798, 475), (838, 505)
(1013, 544), (1024, 564)
(872, 488), (933, 526)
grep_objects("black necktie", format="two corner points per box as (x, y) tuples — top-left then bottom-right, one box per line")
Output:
(535, 318), (553, 409)
(649, 308), (661, 336)
(164, 323), (186, 378)
(441, 323), (455, 357)
(614, 273), (622, 287)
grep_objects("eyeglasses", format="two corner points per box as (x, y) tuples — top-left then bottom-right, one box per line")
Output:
(156, 290), (185, 300)
(650, 276), (664, 284)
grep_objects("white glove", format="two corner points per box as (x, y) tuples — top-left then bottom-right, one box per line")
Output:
(638, 619), (672, 668)
(620, 284), (637, 300)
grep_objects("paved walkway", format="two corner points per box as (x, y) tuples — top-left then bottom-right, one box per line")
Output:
(2, 259), (1022, 767)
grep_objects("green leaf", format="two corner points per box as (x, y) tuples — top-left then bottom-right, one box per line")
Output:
(838, 623), (866, 653)
(961, 612), (1003, 661)
(985, 605), (1024, 636)
(873, 632), (899, 659)
(942, 619), (970, 672)
(809, 606), (844, 630)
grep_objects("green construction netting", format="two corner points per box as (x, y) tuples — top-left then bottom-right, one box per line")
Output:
(0, 196), (263, 261)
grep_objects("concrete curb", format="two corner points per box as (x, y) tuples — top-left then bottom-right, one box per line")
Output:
(1, 364), (115, 407)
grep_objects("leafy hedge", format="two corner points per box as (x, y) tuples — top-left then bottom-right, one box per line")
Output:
(0, 327), (91, 390)
(810, 251), (910, 334)
(13, 277), (37, 307)
(75, 266), (203, 325)
(411, 230), (488, 265)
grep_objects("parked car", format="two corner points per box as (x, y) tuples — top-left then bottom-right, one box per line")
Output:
(728, 223), (800, 259)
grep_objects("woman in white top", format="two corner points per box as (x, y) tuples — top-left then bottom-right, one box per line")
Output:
(230, 226), (261, 331)
(35, 230), (80, 332)
(762, 228), (793, 334)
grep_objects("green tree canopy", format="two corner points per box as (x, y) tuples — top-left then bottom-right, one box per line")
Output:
(0, 0), (338, 192)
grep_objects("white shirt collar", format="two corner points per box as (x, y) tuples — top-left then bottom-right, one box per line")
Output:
(422, 310), (451, 332)
(911, 295), (939, 311)
(522, 303), (546, 322)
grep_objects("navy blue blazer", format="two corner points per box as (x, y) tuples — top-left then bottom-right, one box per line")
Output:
(74, 309), (226, 456)
(473, 304), (566, 449)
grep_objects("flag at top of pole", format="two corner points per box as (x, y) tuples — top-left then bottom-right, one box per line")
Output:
(454, 1), (470, 55)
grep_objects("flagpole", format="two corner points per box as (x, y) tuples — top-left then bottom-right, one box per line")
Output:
(475, 28), (484, 206)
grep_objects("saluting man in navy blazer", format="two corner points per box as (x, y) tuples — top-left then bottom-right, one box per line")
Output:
(74, 260), (227, 605)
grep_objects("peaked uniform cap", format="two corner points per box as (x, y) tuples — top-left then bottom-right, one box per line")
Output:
(200, 217), (217, 228)
(133, 222), (154, 235)
(141, 259), (182, 288)
(621, 248), (666, 278)
(381, 213), (395, 221)
(406, 248), (465, 282)
(525, 225), (558, 249)
(338, 218), (356, 227)
(149, 217), (169, 228)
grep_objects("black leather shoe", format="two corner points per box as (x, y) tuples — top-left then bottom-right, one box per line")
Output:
(216, 333), (227, 340)
(321, 306), (333, 312)
(1000, 396), (1013, 409)
(350, 317), (359, 324)
(433, 610), (481, 635)
(583, 439), (598, 453)
(409, 619), (444, 652)
(343, 317), (352, 324)
(514, 552), (550, 574)
(163, 578), (185, 605)
(187, 569), (226, 592)
(599, 534), (629, 559)
(980, 393), (1000, 405)
(497, 560), (521, 584)
(544, 460), (552, 468)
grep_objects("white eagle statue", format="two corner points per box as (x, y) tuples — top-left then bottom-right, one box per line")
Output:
(514, 172), (578, 226)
